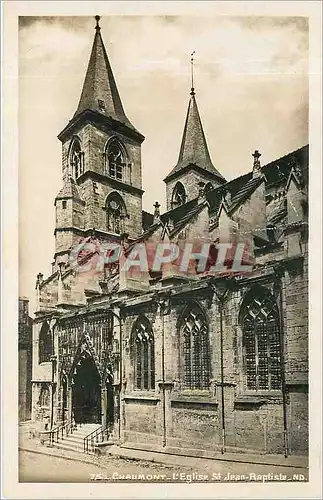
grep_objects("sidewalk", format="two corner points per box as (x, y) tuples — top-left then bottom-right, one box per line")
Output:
(107, 443), (308, 470)
(19, 423), (308, 473)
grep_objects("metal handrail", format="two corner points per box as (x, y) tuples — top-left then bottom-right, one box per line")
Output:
(48, 420), (77, 446)
(83, 425), (110, 453)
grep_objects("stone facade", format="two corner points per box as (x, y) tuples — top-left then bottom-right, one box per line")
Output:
(30, 19), (309, 458)
(18, 298), (32, 421)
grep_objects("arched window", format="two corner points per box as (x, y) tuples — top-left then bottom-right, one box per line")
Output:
(171, 182), (186, 208)
(69, 138), (83, 180)
(106, 140), (127, 181)
(179, 305), (210, 389)
(39, 322), (52, 364)
(240, 288), (281, 391)
(106, 192), (127, 234)
(132, 317), (155, 390)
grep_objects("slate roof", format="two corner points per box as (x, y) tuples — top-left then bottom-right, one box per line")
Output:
(262, 145), (308, 186)
(55, 176), (83, 201)
(142, 211), (154, 232)
(164, 91), (225, 183)
(267, 199), (287, 226)
(160, 199), (198, 227)
(73, 23), (138, 134)
(228, 176), (264, 214)
(168, 202), (207, 238)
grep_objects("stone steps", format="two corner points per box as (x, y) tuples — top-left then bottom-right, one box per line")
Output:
(52, 424), (102, 454)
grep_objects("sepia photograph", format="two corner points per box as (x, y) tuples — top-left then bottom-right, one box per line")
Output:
(1, 1), (322, 498)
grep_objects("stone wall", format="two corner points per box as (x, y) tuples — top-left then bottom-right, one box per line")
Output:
(18, 298), (32, 421)
(118, 277), (308, 456)
(165, 169), (220, 211)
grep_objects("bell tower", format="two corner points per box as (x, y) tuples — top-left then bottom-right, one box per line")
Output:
(54, 16), (145, 265)
(164, 53), (226, 211)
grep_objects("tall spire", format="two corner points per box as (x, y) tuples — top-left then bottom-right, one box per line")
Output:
(165, 74), (225, 182)
(74, 16), (135, 130)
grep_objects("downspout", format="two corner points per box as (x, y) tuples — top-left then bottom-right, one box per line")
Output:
(278, 276), (288, 458)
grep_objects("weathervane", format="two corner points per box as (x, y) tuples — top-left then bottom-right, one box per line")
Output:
(95, 15), (101, 32)
(190, 51), (196, 95)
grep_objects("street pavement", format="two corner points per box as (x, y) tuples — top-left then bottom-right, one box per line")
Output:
(19, 449), (308, 483)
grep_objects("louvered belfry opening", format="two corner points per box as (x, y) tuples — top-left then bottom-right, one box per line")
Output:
(241, 289), (282, 391)
(180, 305), (210, 389)
(106, 140), (126, 181)
(132, 317), (155, 391)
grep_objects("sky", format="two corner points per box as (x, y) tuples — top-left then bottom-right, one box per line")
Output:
(19, 15), (308, 314)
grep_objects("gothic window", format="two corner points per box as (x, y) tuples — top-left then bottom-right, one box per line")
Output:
(172, 182), (186, 208)
(241, 289), (281, 391)
(39, 322), (52, 364)
(106, 140), (126, 181)
(132, 317), (155, 390)
(105, 192), (127, 234)
(70, 138), (83, 179)
(180, 305), (210, 389)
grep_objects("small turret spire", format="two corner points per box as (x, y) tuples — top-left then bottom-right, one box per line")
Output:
(252, 150), (262, 177)
(190, 51), (195, 96)
(164, 81), (226, 183)
(153, 201), (161, 224)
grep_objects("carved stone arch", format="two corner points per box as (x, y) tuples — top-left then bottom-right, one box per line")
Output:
(68, 331), (101, 385)
(104, 137), (128, 181)
(238, 284), (278, 324)
(39, 321), (52, 364)
(68, 135), (83, 179)
(176, 299), (209, 331)
(171, 181), (187, 208)
(131, 315), (155, 390)
(177, 301), (210, 389)
(239, 284), (282, 391)
(105, 191), (128, 234)
(68, 331), (102, 424)
(104, 135), (128, 159)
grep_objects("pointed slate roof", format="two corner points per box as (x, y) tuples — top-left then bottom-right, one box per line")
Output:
(74, 17), (135, 131)
(55, 176), (84, 202)
(164, 90), (225, 182)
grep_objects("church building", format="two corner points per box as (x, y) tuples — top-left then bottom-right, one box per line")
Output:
(31, 16), (309, 458)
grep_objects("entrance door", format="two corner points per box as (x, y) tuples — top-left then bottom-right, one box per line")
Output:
(72, 356), (101, 424)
